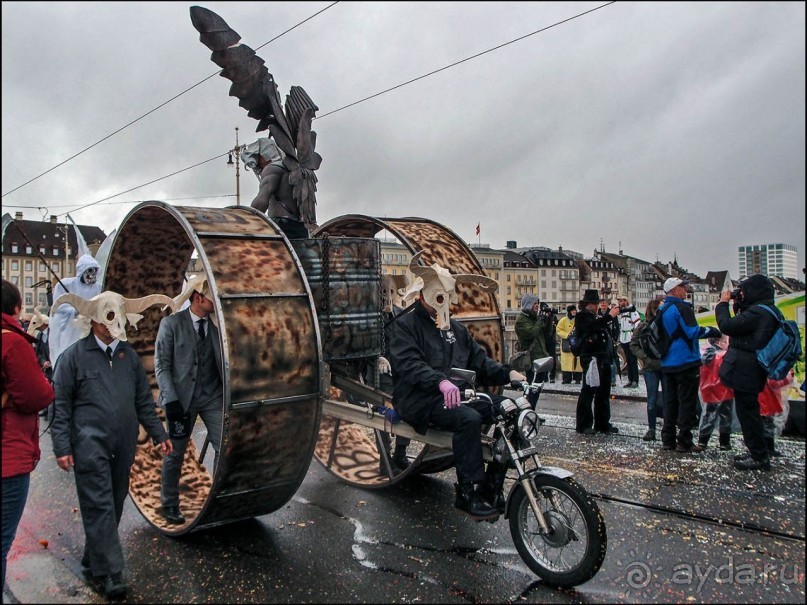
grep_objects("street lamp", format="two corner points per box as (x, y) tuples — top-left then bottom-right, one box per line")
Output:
(226, 126), (246, 206)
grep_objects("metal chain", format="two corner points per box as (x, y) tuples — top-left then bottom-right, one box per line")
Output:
(321, 232), (332, 343)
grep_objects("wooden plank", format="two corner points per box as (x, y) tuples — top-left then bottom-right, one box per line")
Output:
(322, 398), (454, 450)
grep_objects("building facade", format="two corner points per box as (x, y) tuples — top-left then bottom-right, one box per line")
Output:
(738, 243), (799, 280)
(2, 212), (107, 315)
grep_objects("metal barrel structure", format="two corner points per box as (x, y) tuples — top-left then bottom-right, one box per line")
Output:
(311, 215), (505, 488)
(103, 202), (323, 534)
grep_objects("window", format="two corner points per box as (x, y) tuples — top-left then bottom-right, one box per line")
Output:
(11, 260), (18, 271)
(25, 261), (33, 271)
(39, 293), (48, 305)
(11, 276), (18, 284)
(39, 263), (46, 272)
(11, 243), (18, 253)
(39, 246), (46, 255)
(52, 247), (59, 256)
(25, 293), (33, 305)
(25, 276), (33, 287)
(25, 245), (32, 254)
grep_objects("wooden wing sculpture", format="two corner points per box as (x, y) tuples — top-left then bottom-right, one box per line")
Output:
(190, 6), (322, 225)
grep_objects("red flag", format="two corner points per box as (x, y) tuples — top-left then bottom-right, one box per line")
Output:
(475, 223), (480, 236)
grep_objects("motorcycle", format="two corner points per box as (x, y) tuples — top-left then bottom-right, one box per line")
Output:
(450, 356), (607, 587)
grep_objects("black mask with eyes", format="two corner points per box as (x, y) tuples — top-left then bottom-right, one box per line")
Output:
(81, 267), (99, 285)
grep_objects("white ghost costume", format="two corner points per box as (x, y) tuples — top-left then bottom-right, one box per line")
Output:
(49, 254), (102, 368)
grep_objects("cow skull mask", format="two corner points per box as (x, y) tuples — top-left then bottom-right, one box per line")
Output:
(51, 291), (174, 341)
(166, 274), (210, 312)
(380, 274), (407, 314)
(26, 305), (50, 336)
(403, 250), (498, 330)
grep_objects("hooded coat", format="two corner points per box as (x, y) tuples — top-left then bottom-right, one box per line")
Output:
(48, 254), (102, 368)
(2, 312), (55, 478)
(514, 294), (550, 362)
(715, 274), (779, 394)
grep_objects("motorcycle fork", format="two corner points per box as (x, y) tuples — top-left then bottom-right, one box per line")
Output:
(499, 428), (551, 534)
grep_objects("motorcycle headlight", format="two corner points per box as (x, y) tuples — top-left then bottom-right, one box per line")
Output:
(517, 409), (541, 442)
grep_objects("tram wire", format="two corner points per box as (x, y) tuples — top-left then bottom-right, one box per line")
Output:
(1, 1), (340, 200)
(4, 2), (616, 217)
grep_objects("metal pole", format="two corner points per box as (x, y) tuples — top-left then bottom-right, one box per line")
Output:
(234, 127), (241, 206)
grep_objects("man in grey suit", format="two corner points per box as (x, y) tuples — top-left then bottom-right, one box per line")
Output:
(155, 275), (223, 524)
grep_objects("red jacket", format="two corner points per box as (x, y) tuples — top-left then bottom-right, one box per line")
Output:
(758, 373), (791, 417)
(2, 312), (55, 478)
(698, 349), (734, 403)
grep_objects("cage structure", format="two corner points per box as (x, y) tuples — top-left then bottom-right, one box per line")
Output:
(312, 215), (504, 488)
(104, 202), (323, 534)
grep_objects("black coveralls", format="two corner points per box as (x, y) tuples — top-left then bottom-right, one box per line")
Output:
(51, 334), (168, 577)
(389, 302), (511, 484)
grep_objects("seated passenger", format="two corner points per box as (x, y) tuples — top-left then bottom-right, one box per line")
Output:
(389, 252), (525, 520)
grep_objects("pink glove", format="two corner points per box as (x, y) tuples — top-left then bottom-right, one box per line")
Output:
(439, 380), (461, 409)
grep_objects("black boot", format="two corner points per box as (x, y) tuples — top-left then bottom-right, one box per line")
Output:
(734, 456), (771, 471)
(392, 443), (410, 472)
(454, 482), (498, 520)
(718, 433), (732, 450)
(765, 437), (783, 458)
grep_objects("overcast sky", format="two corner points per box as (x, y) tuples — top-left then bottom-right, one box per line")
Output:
(3, 2), (804, 279)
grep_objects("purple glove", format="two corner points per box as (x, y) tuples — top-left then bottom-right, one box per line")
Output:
(439, 380), (461, 409)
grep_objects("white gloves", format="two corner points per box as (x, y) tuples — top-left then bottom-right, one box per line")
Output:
(377, 356), (391, 375)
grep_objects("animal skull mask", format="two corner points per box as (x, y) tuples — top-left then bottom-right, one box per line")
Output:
(402, 250), (498, 330)
(50, 291), (174, 341)
(381, 274), (407, 314)
(26, 305), (50, 336)
(166, 274), (210, 312)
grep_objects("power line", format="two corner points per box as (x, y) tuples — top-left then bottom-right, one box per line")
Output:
(57, 153), (229, 217)
(6, 2), (614, 219)
(3, 194), (235, 212)
(317, 2), (616, 119)
(1, 1), (340, 199)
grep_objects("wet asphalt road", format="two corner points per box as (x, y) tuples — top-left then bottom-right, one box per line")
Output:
(4, 392), (805, 604)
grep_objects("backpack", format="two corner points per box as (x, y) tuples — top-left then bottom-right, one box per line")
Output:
(756, 305), (802, 381)
(567, 326), (584, 357)
(635, 304), (674, 361)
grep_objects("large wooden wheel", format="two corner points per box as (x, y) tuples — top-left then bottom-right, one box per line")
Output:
(104, 202), (323, 534)
(311, 215), (504, 488)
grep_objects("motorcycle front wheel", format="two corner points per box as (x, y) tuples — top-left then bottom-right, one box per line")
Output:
(508, 475), (607, 587)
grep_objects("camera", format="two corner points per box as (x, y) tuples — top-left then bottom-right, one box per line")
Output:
(539, 302), (557, 316)
(729, 288), (742, 300)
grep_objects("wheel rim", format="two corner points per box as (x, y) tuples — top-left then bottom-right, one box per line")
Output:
(518, 486), (590, 573)
(312, 215), (500, 488)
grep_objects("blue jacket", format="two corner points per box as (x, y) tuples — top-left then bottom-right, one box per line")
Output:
(659, 296), (713, 373)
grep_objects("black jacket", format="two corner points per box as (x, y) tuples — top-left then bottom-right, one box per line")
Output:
(575, 308), (615, 362)
(715, 275), (779, 393)
(389, 301), (510, 434)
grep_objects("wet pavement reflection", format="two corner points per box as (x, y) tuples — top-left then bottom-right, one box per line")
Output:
(4, 393), (804, 604)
